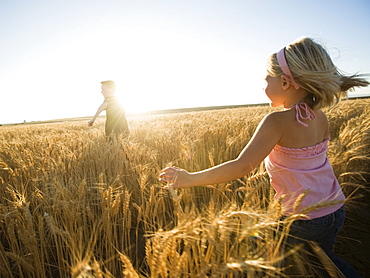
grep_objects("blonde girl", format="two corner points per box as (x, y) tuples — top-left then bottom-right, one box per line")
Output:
(159, 37), (368, 277)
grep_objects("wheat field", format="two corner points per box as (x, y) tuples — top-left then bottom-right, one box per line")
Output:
(0, 99), (369, 277)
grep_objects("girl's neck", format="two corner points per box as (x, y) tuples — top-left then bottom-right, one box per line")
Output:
(283, 100), (304, 110)
(283, 89), (308, 109)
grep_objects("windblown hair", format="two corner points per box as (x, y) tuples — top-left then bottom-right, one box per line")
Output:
(267, 37), (369, 109)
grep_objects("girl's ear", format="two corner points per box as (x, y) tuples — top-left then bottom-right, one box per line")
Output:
(280, 75), (291, 90)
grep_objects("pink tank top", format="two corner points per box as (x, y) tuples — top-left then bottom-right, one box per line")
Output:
(264, 103), (345, 219)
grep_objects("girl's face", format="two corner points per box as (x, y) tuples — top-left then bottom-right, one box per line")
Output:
(264, 75), (285, 107)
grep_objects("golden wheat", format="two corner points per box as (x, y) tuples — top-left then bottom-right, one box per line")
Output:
(0, 99), (368, 277)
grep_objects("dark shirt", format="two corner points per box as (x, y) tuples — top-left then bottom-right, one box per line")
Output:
(104, 96), (129, 137)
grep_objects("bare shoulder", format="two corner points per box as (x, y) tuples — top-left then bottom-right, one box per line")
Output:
(311, 109), (329, 127)
(314, 109), (329, 137)
(315, 109), (328, 120)
(275, 108), (329, 147)
(262, 110), (293, 125)
(257, 111), (289, 136)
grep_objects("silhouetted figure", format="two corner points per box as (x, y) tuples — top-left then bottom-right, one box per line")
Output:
(88, 80), (129, 139)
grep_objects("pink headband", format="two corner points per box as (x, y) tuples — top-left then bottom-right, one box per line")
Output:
(277, 47), (300, 89)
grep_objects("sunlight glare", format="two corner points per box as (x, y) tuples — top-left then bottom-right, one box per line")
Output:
(102, 26), (266, 114)
(2, 25), (267, 123)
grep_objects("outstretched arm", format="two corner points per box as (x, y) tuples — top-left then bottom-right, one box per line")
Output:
(88, 102), (108, 126)
(159, 113), (282, 188)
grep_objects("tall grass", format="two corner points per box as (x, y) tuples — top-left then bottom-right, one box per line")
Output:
(0, 99), (369, 277)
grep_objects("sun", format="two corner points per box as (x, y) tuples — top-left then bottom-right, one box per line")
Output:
(12, 24), (266, 122)
(97, 25), (266, 115)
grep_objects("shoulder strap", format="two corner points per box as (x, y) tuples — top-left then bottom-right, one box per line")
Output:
(295, 103), (316, 127)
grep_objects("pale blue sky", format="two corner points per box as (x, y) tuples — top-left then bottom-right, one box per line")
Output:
(1, 0), (369, 124)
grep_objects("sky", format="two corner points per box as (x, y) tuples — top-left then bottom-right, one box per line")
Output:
(1, 0), (369, 124)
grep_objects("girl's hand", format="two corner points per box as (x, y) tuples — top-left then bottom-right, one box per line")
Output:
(159, 166), (192, 189)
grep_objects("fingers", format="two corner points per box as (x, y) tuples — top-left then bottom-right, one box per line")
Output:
(159, 166), (177, 176)
(159, 167), (176, 183)
(159, 167), (180, 186)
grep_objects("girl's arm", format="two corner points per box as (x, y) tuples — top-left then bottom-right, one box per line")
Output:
(159, 112), (283, 188)
(88, 102), (108, 126)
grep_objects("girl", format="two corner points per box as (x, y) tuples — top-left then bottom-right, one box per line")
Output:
(159, 37), (368, 277)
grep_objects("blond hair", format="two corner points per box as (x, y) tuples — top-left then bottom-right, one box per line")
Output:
(267, 37), (369, 109)
(101, 80), (116, 91)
